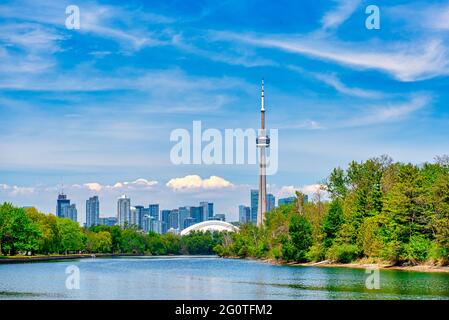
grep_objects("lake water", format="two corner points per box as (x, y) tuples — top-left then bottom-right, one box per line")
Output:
(0, 256), (448, 300)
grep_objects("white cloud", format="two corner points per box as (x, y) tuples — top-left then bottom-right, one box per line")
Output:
(0, 183), (11, 190)
(125, 178), (158, 187)
(83, 182), (103, 192)
(166, 175), (233, 191)
(288, 65), (383, 99)
(300, 184), (325, 195)
(312, 73), (383, 98)
(343, 94), (430, 127)
(388, 3), (449, 32)
(214, 32), (449, 81)
(277, 184), (325, 199)
(425, 6), (449, 30)
(321, 0), (361, 30)
(278, 119), (325, 130)
(77, 179), (158, 192)
(113, 182), (124, 189)
(0, 184), (35, 196)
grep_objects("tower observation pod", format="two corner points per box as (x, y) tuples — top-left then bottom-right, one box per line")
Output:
(257, 79), (270, 226)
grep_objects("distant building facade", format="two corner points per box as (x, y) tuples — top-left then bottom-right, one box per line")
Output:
(239, 205), (251, 224)
(86, 196), (100, 227)
(178, 206), (190, 230)
(117, 194), (131, 227)
(208, 203), (214, 219)
(56, 193), (70, 218)
(99, 217), (117, 226)
(56, 193), (77, 222)
(278, 196), (296, 206)
(250, 190), (258, 223)
(212, 214), (226, 221)
(161, 209), (171, 234)
(267, 193), (275, 212)
(134, 205), (145, 229)
(62, 204), (77, 222)
(190, 206), (203, 224)
(149, 204), (159, 219)
(169, 209), (179, 230)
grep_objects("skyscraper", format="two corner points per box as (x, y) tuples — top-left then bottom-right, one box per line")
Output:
(250, 189), (258, 223)
(86, 196), (99, 227)
(130, 206), (137, 226)
(143, 214), (151, 233)
(161, 209), (171, 234)
(117, 194), (131, 227)
(56, 193), (70, 218)
(190, 206), (203, 223)
(199, 201), (209, 221)
(134, 205), (145, 229)
(256, 79), (270, 226)
(169, 209), (179, 230)
(267, 193), (275, 212)
(62, 204), (77, 222)
(183, 217), (195, 229)
(149, 204), (159, 220)
(239, 205), (251, 224)
(208, 203), (214, 219)
(178, 206), (190, 230)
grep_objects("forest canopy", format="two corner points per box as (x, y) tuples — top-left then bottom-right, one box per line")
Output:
(216, 155), (449, 266)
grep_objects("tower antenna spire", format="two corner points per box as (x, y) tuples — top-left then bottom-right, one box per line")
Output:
(261, 78), (265, 112)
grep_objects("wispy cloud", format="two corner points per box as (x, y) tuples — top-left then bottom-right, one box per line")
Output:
(388, 2), (449, 32)
(321, 0), (361, 30)
(288, 65), (384, 98)
(277, 119), (325, 130)
(0, 0), (175, 51)
(343, 94), (431, 127)
(213, 31), (449, 81)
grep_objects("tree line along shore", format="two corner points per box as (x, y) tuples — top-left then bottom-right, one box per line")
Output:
(1, 155), (449, 271)
(0, 203), (223, 257)
(215, 155), (449, 269)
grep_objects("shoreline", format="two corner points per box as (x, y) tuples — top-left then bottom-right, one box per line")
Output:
(254, 257), (449, 274)
(3, 254), (449, 274)
(0, 253), (143, 264)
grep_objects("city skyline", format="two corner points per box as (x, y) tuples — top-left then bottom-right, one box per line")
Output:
(51, 188), (293, 228)
(2, 0), (449, 222)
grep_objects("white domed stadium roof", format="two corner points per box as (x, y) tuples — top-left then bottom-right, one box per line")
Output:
(180, 220), (239, 236)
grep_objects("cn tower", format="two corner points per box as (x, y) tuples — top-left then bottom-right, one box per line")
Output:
(257, 79), (270, 226)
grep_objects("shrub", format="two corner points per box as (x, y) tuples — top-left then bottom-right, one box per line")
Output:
(326, 244), (360, 263)
(428, 242), (448, 265)
(307, 244), (325, 262)
(401, 235), (431, 265)
(379, 240), (401, 263)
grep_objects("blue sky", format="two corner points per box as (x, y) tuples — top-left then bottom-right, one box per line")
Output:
(1, 0), (449, 222)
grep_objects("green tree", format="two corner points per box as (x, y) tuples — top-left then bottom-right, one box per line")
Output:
(145, 231), (167, 255)
(57, 218), (85, 254)
(26, 208), (61, 254)
(120, 228), (145, 253)
(282, 215), (312, 262)
(0, 203), (40, 255)
(85, 230), (112, 253)
(322, 200), (344, 249)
